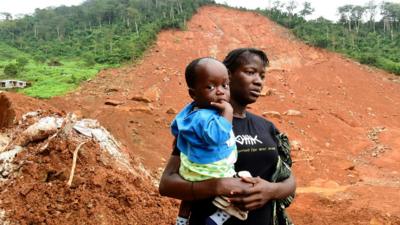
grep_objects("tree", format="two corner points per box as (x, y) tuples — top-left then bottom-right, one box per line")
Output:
(338, 4), (354, 31)
(16, 57), (29, 69)
(286, 0), (297, 16)
(351, 5), (365, 32)
(381, 2), (400, 36)
(0, 12), (12, 21)
(272, 0), (285, 17)
(365, 0), (377, 31)
(299, 2), (314, 18)
(4, 64), (18, 77)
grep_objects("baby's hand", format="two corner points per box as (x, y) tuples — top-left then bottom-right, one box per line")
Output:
(211, 100), (233, 122)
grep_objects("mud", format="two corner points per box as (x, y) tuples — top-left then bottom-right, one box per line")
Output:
(0, 111), (177, 225)
(1, 5), (399, 225)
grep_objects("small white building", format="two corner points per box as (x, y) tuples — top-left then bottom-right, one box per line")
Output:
(0, 80), (27, 89)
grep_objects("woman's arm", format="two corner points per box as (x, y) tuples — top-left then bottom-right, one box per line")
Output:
(158, 155), (253, 200)
(229, 174), (296, 210)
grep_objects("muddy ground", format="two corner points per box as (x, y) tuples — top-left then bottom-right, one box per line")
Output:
(1, 5), (399, 225)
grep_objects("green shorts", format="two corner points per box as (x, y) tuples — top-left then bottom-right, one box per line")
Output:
(179, 150), (237, 182)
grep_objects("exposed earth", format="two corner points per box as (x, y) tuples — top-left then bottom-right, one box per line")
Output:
(1, 5), (400, 225)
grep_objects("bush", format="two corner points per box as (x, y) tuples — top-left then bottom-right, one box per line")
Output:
(70, 75), (78, 84)
(33, 54), (46, 63)
(313, 38), (329, 48)
(3, 63), (18, 77)
(377, 58), (400, 75)
(358, 53), (377, 65)
(82, 53), (96, 66)
(16, 57), (29, 68)
(48, 58), (63, 66)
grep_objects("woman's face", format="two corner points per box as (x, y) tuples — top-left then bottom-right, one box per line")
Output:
(229, 53), (266, 106)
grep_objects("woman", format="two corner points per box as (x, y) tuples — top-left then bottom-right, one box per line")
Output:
(159, 48), (296, 225)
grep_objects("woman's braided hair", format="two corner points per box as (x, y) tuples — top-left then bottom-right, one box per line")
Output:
(222, 48), (269, 73)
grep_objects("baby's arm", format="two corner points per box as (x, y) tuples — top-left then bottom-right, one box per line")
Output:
(210, 100), (233, 122)
(200, 102), (234, 145)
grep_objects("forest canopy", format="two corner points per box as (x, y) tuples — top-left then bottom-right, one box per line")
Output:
(258, 0), (400, 75)
(0, 0), (213, 64)
(0, 0), (213, 98)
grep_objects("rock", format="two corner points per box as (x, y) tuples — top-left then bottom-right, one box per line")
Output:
(143, 85), (161, 103)
(19, 186), (34, 196)
(262, 111), (281, 119)
(325, 142), (330, 148)
(369, 217), (384, 225)
(0, 134), (10, 152)
(290, 140), (301, 150)
(22, 111), (40, 121)
(284, 109), (302, 116)
(166, 108), (178, 115)
(345, 165), (355, 171)
(129, 106), (153, 114)
(0, 146), (23, 162)
(17, 117), (61, 146)
(129, 95), (151, 103)
(104, 88), (119, 93)
(104, 100), (124, 106)
(129, 86), (161, 103)
(260, 88), (274, 96)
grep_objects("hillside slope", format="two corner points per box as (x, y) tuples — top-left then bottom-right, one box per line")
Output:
(42, 5), (400, 224)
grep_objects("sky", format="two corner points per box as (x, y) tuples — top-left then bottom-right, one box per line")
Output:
(1, 0), (400, 21)
(214, 0), (400, 21)
(1, 0), (84, 18)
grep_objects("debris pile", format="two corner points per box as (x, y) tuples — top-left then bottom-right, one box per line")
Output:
(0, 111), (177, 225)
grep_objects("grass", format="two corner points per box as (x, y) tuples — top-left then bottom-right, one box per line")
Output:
(0, 42), (115, 98)
(17, 61), (108, 98)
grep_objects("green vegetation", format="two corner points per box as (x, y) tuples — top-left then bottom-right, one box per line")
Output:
(19, 61), (106, 98)
(3, 63), (18, 77)
(257, 1), (400, 75)
(0, 0), (213, 98)
(0, 43), (109, 97)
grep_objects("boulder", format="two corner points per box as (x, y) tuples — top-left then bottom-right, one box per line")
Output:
(262, 111), (281, 119)
(260, 88), (274, 96)
(284, 109), (302, 116)
(129, 106), (153, 114)
(143, 86), (161, 103)
(105, 100), (124, 106)
(130, 95), (151, 103)
(129, 86), (161, 103)
(290, 140), (301, 151)
(166, 108), (178, 115)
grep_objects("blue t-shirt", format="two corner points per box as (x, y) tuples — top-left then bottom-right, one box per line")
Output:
(171, 102), (236, 164)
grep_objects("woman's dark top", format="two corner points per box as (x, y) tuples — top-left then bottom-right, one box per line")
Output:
(173, 111), (280, 225)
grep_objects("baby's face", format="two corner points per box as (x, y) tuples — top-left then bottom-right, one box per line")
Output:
(191, 61), (230, 108)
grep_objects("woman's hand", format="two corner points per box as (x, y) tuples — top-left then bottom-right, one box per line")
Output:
(159, 155), (253, 200)
(215, 177), (254, 196)
(228, 177), (277, 210)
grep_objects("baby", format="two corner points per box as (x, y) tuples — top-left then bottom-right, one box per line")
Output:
(171, 57), (248, 225)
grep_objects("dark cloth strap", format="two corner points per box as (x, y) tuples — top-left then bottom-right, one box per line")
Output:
(271, 133), (295, 225)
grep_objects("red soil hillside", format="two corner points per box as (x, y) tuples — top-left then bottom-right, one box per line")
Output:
(2, 5), (400, 225)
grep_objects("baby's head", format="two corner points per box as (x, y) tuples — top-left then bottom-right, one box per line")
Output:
(185, 57), (230, 108)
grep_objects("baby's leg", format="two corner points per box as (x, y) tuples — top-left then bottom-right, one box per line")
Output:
(208, 170), (252, 224)
(176, 200), (191, 225)
(206, 209), (231, 225)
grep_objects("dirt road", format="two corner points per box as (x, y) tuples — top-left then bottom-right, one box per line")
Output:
(10, 5), (400, 224)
